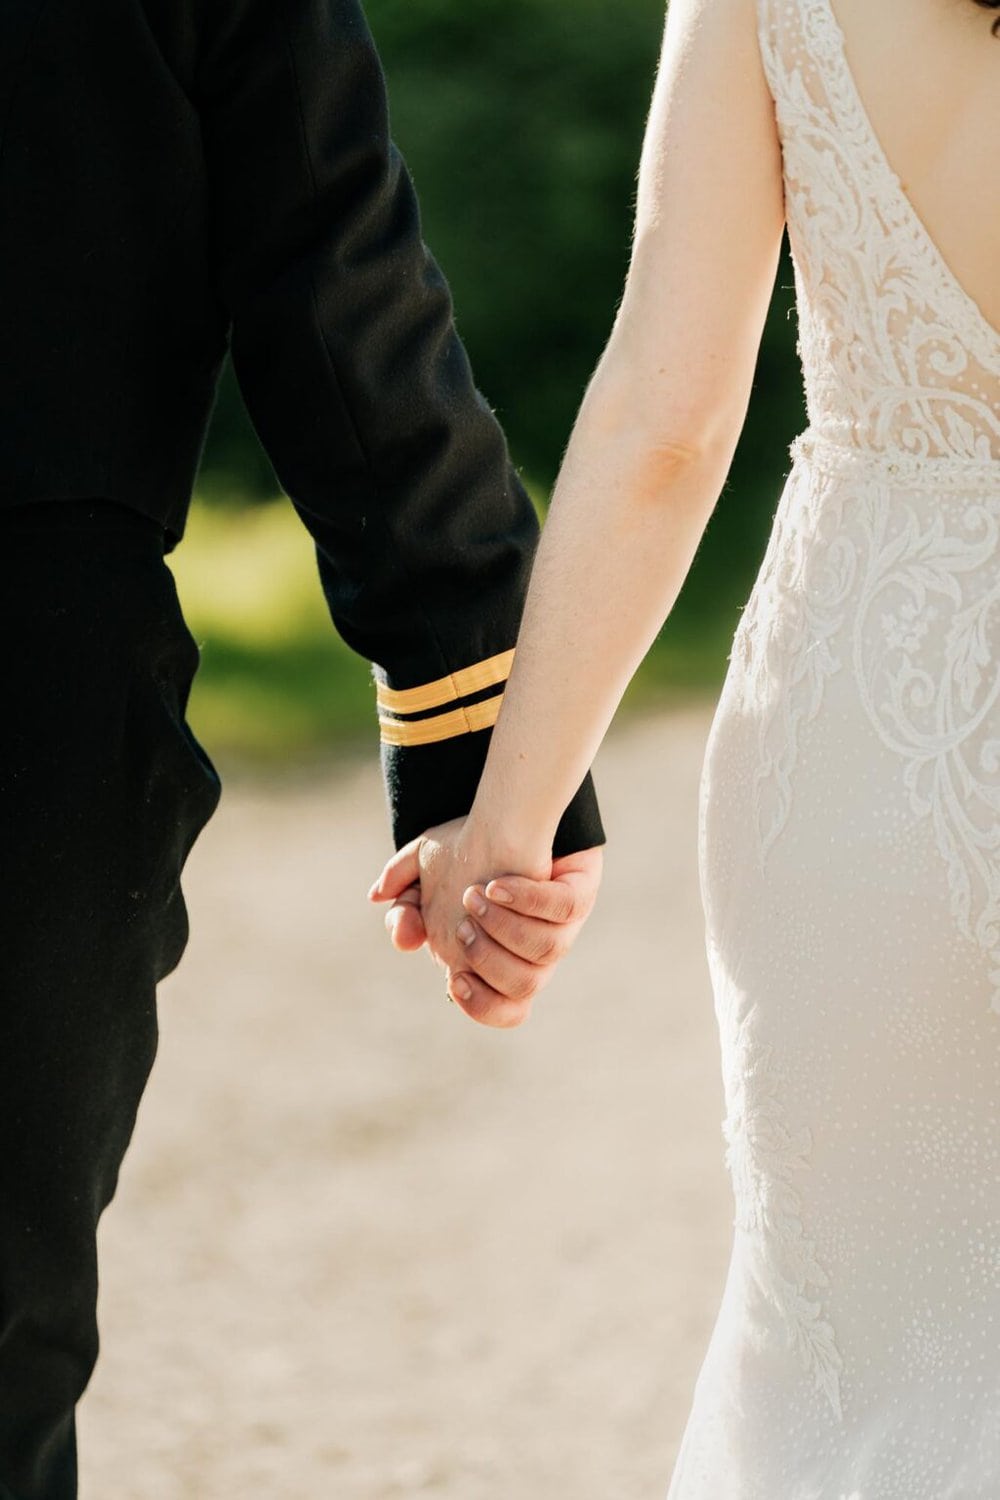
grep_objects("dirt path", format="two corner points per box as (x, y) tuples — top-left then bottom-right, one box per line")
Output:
(78, 704), (734, 1500)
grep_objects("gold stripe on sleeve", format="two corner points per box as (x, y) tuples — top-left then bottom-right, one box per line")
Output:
(375, 648), (515, 715)
(379, 691), (504, 747)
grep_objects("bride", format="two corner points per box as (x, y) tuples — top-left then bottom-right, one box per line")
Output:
(373, 0), (1000, 1489)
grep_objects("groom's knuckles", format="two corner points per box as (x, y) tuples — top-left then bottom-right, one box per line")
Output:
(518, 917), (572, 964)
(502, 879), (552, 918)
(475, 898), (576, 964)
(498, 878), (577, 924)
(478, 962), (536, 1003)
(465, 938), (541, 1001)
(543, 886), (581, 924)
(484, 909), (565, 965)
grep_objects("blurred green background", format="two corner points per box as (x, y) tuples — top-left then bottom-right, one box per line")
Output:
(175, 0), (805, 768)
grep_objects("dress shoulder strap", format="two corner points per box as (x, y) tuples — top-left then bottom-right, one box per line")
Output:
(753, 0), (787, 103)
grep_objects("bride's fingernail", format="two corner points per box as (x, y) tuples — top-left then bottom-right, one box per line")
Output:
(457, 919), (476, 947)
(452, 977), (472, 1002)
(366, 881), (380, 900)
(486, 883), (514, 905)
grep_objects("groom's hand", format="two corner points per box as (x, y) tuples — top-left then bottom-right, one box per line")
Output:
(447, 846), (603, 1023)
(370, 842), (603, 1026)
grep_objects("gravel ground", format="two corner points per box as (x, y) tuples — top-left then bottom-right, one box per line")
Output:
(78, 703), (734, 1500)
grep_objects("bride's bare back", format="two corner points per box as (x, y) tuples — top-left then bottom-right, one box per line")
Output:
(831, 0), (1000, 333)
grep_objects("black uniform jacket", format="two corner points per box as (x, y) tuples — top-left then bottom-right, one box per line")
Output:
(0, 0), (604, 855)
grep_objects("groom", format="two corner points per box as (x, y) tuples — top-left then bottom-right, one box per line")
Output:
(0, 0), (605, 1496)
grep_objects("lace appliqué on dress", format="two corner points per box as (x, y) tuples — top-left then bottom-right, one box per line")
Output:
(731, 457), (856, 867)
(849, 475), (1000, 1014)
(735, 436), (1000, 1016)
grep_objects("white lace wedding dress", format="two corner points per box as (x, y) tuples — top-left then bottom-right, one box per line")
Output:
(669, 0), (1000, 1494)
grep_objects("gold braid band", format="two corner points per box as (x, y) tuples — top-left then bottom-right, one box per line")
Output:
(375, 648), (515, 715)
(378, 691), (504, 747)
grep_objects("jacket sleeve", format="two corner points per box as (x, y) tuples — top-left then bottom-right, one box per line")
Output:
(193, 0), (604, 856)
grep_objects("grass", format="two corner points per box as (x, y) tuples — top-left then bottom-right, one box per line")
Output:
(167, 496), (377, 769)
(168, 491), (731, 770)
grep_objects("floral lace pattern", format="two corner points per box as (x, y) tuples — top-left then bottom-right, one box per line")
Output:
(733, 433), (1000, 1016)
(849, 467), (1000, 1014)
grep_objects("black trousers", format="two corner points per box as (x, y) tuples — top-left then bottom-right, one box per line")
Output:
(0, 499), (222, 1499)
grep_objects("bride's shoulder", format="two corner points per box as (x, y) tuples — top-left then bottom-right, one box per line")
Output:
(663, 0), (773, 64)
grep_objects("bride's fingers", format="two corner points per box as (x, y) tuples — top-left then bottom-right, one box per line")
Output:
(446, 971), (535, 1029)
(368, 835), (423, 902)
(460, 888), (575, 965)
(386, 889), (426, 952)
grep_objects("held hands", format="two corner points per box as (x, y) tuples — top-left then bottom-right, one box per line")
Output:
(367, 817), (602, 1028)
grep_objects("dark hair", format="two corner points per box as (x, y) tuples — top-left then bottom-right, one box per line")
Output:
(973, 0), (1000, 37)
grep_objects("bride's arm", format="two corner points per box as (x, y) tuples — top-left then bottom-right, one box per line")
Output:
(462, 0), (787, 863)
(378, 0), (788, 1021)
